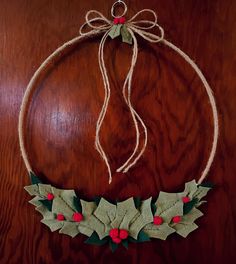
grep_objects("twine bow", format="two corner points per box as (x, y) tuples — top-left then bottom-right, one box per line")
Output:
(79, 8), (164, 184)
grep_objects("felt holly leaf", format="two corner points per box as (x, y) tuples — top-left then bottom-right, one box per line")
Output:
(41, 219), (63, 232)
(193, 186), (211, 200)
(85, 198), (116, 239)
(183, 198), (199, 214)
(24, 185), (39, 196)
(111, 198), (139, 230)
(36, 204), (54, 219)
(171, 208), (203, 237)
(155, 196), (183, 223)
(94, 198), (117, 225)
(30, 171), (41, 185)
(85, 231), (109, 246)
(29, 196), (42, 207)
(143, 223), (175, 240)
(73, 197), (82, 213)
(59, 222), (80, 238)
(38, 184), (53, 197)
(52, 196), (75, 219)
(133, 197), (141, 209)
(81, 199), (97, 217)
(39, 199), (53, 211)
(121, 25), (132, 44)
(129, 198), (153, 239)
(108, 24), (122, 39)
(129, 230), (150, 243)
(78, 223), (94, 237)
(199, 182), (214, 188)
(122, 239), (129, 249)
(173, 222), (198, 238)
(109, 240), (119, 252)
(183, 180), (198, 198)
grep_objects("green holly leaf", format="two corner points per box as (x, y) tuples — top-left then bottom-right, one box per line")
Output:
(143, 223), (175, 240)
(39, 199), (53, 211)
(198, 182), (214, 188)
(183, 198), (199, 214)
(24, 185), (39, 196)
(108, 24), (122, 39)
(134, 197), (141, 209)
(129, 198), (153, 239)
(109, 240), (119, 252)
(85, 232), (109, 246)
(120, 25), (132, 44)
(94, 196), (101, 206)
(59, 222), (80, 238)
(122, 239), (129, 249)
(30, 172), (41, 185)
(137, 230), (150, 242)
(73, 196), (82, 213)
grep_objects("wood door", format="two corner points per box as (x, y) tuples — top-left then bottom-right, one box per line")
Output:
(0, 0), (235, 263)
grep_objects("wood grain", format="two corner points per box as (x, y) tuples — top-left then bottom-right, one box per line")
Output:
(0, 0), (236, 263)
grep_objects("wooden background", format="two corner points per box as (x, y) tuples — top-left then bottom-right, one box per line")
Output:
(0, 0), (235, 263)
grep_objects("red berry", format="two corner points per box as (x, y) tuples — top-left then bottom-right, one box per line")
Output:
(153, 216), (163, 225)
(119, 17), (126, 24)
(182, 196), (190, 203)
(57, 214), (65, 221)
(47, 193), (54, 200)
(119, 229), (128, 240)
(112, 237), (122, 244)
(113, 17), (119, 25)
(73, 212), (83, 222)
(109, 228), (119, 238)
(172, 216), (181, 223)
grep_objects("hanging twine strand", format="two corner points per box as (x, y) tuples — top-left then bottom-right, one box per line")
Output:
(18, 2), (218, 185)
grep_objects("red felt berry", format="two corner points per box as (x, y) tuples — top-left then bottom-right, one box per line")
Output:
(172, 216), (181, 223)
(57, 213), (65, 221)
(47, 193), (54, 200)
(119, 17), (126, 24)
(119, 229), (129, 240)
(73, 212), (83, 222)
(153, 216), (163, 225)
(109, 228), (119, 238)
(112, 237), (122, 244)
(182, 196), (190, 203)
(113, 17), (119, 24)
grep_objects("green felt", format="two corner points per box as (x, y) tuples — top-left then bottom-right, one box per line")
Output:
(73, 197), (82, 213)
(41, 219), (63, 232)
(109, 240), (118, 252)
(111, 198), (139, 230)
(120, 25), (132, 44)
(24, 178), (212, 247)
(183, 198), (199, 214)
(144, 222), (175, 240)
(108, 24), (122, 39)
(59, 222), (80, 238)
(24, 185), (39, 196)
(122, 239), (129, 249)
(39, 199), (53, 211)
(52, 196), (74, 219)
(30, 172), (41, 185)
(129, 198), (153, 239)
(85, 232), (108, 246)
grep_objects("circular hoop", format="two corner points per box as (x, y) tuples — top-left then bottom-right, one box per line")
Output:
(111, 1), (127, 18)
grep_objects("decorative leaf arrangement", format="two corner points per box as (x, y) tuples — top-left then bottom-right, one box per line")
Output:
(24, 172), (212, 252)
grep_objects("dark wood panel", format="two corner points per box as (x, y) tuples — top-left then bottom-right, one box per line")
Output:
(0, 0), (235, 263)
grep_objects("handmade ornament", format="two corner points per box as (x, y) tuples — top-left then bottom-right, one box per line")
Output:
(20, 0), (218, 252)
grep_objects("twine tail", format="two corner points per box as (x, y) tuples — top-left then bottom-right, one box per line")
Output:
(116, 30), (148, 173)
(95, 31), (112, 184)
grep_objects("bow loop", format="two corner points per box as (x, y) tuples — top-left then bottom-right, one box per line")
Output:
(79, 10), (112, 36)
(128, 9), (158, 29)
